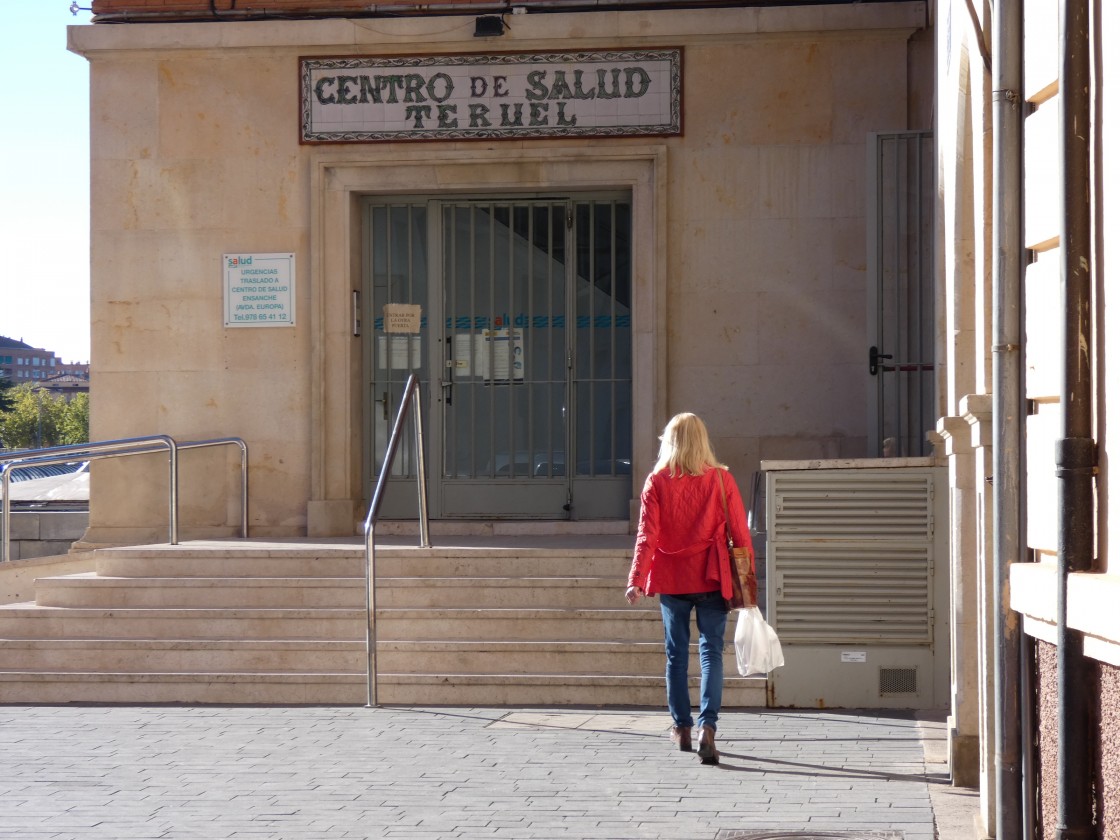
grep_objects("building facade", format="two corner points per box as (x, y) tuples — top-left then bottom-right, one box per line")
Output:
(71, 0), (932, 544)
(937, 0), (1118, 838)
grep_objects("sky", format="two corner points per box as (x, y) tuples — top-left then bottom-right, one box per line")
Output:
(0, 4), (94, 364)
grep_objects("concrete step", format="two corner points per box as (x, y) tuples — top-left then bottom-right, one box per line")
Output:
(0, 605), (365, 641)
(0, 671), (766, 707)
(94, 546), (632, 580)
(33, 574), (635, 610)
(374, 608), (662, 642)
(0, 541), (769, 708)
(375, 639), (743, 675)
(0, 638), (739, 678)
(0, 639), (364, 672)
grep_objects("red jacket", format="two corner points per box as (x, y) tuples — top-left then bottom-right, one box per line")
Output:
(628, 466), (754, 598)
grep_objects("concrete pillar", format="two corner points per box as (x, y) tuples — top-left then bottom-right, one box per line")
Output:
(963, 393), (994, 838)
(937, 414), (980, 786)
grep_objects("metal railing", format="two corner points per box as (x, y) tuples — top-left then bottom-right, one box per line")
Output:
(364, 374), (431, 707)
(0, 435), (249, 564)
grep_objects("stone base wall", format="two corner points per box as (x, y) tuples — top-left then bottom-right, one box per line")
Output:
(5, 511), (89, 563)
(1036, 640), (1120, 840)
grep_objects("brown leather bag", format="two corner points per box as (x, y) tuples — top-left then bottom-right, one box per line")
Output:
(717, 470), (757, 609)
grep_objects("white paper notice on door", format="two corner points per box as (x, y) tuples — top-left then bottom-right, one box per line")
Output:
(377, 335), (421, 370)
(454, 330), (523, 380)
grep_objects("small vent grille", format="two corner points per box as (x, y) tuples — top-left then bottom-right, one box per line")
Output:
(879, 667), (918, 695)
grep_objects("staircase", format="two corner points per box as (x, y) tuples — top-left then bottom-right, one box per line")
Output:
(0, 540), (766, 706)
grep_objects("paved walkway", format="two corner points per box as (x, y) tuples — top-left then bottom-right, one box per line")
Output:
(0, 704), (974, 840)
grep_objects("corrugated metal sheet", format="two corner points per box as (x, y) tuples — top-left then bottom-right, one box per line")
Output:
(769, 470), (934, 645)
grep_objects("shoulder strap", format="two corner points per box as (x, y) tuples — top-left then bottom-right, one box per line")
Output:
(715, 469), (732, 538)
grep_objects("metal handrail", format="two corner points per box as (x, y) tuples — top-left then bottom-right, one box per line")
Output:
(0, 435), (249, 564)
(363, 374), (431, 707)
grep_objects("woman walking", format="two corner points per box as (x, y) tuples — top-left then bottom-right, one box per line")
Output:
(625, 413), (753, 765)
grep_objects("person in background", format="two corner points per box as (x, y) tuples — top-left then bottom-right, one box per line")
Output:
(625, 412), (752, 765)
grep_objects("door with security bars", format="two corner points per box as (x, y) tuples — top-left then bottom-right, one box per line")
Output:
(363, 196), (632, 519)
(868, 131), (936, 458)
(765, 467), (948, 709)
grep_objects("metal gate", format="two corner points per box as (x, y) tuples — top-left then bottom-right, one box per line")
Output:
(363, 195), (632, 519)
(867, 131), (936, 458)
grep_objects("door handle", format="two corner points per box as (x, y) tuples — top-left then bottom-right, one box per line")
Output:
(868, 345), (894, 376)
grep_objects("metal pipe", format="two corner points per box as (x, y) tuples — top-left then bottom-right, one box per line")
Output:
(0, 435), (251, 562)
(177, 438), (251, 538)
(0, 435), (177, 563)
(363, 374), (431, 707)
(991, 1), (1025, 837)
(412, 386), (431, 549)
(1055, 0), (1096, 837)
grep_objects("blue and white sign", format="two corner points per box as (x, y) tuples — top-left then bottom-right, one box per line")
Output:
(223, 253), (295, 328)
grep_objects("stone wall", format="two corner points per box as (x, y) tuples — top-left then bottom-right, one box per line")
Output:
(4, 511), (89, 562)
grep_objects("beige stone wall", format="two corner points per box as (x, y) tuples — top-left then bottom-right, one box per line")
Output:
(70, 3), (925, 542)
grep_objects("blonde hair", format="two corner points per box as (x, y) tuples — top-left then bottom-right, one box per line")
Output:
(653, 413), (726, 476)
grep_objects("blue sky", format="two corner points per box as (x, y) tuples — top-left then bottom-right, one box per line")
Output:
(0, 4), (94, 363)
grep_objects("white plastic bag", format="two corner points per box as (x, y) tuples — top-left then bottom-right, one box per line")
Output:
(734, 606), (784, 676)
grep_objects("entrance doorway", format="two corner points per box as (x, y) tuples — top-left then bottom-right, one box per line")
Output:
(363, 195), (633, 519)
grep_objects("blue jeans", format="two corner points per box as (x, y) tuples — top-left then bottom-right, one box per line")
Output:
(659, 592), (728, 731)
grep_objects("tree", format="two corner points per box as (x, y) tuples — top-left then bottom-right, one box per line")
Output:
(0, 384), (61, 450)
(57, 393), (90, 446)
(0, 374), (12, 413)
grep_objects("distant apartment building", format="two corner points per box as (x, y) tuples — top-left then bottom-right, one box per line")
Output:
(0, 336), (90, 385)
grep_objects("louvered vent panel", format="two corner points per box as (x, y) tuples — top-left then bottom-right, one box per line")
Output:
(771, 475), (933, 541)
(769, 470), (934, 646)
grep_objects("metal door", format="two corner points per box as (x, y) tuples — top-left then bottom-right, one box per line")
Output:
(867, 131), (936, 458)
(363, 196), (632, 519)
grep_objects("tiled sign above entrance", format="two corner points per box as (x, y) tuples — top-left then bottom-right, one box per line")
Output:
(300, 49), (681, 143)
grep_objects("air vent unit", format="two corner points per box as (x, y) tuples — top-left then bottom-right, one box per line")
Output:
(879, 667), (918, 695)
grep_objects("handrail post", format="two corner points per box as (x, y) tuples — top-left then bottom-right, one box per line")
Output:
(167, 437), (179, 545)
(1, 468), (11, 564)
(363, 374), (431, 707)
(413, 385), (431, 549)
(239, 440), (249, 538)
(0, 434), (249, 564)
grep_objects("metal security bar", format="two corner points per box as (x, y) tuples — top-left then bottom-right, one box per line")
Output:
(363, 373), (430, 707)
(868, 131), (936, 458)
(0, 435), (249, 564)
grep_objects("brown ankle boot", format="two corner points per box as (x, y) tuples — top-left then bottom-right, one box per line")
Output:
(697, 725), (719, 765)
(670, 725), (692, 752)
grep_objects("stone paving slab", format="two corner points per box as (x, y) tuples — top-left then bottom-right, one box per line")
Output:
(0, 705), (952, 840)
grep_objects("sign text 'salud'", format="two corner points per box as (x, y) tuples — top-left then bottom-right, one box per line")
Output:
(301, 49), (681, 142)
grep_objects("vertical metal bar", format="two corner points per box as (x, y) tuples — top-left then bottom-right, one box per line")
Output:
(527, 204), (536, 477)
(507, 203), (515, 477)
(413, 384), (430, 548)
(168, 438), (179, 545)
(469, 205), (478, 478)
(487, 204), (496, 476)
(1, 468), (10, 564)
(365, 374), (427, 707)
(609, 201), (618, 473)
(1056, 1), (1095, 837)
(239, 440), (249, 538)
(896, 138), (904, 454)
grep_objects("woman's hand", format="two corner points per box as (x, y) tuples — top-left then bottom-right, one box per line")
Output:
(625, 585), (644, 605)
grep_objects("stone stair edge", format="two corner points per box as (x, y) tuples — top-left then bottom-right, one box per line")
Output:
(0, 606), (658, 618)
(35, 575), (628, 588)
(90, 545), (634, 559)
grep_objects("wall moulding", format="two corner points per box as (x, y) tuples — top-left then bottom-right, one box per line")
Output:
(306, 146), (667, 535)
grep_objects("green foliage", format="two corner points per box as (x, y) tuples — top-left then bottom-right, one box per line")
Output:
(57, 393), (90, 446)
(0, 384), (90, 450)
(0, 374), (13, 414)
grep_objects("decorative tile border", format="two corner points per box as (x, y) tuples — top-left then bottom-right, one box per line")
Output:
(300, 49), (682, 143)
